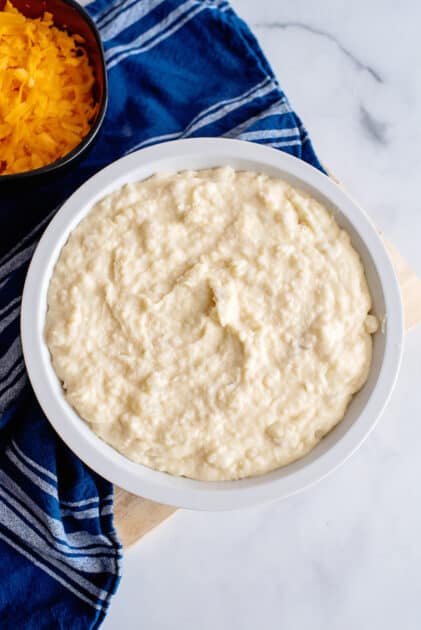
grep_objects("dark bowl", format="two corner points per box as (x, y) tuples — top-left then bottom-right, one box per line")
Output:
(0, 0), (107, 184)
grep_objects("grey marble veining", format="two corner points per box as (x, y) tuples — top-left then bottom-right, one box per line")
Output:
(253, 21), (384, 83)
(359, 105), (388, 146)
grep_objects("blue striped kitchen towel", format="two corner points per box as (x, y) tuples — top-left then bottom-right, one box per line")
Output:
(0, 0), (324, 627)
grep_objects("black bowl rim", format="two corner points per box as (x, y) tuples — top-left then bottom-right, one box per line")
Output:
(0, 0), (108, 183)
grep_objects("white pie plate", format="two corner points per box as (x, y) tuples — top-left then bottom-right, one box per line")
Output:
(21, 138), (403, 510)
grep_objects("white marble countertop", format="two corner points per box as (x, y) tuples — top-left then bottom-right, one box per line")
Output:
(104, 1), (421, 628)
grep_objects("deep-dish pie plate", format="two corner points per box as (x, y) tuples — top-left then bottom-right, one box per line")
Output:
(21, 138), (404, 510)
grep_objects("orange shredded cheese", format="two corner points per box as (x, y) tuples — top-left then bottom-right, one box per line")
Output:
(0, 1), (99, 175)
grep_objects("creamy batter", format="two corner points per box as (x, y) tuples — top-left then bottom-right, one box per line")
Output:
(46, 167), (378, 481)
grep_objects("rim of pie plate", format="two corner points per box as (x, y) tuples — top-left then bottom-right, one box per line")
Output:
(21, 138), (403, 510)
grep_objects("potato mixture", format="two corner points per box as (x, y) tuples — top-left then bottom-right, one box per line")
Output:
(46, 167), (378, 480)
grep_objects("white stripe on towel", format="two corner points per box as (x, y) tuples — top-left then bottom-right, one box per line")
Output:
(0, 361), (25, 397)
(60, 494), (113, 509)
(0, 306), (19, 336)
(96, 0), (141, 27)
(101, 505), (114, 517)
(61, 508), (102, 521)
(239, 128), (299, 142)
(0, 487), (117, 573)
(0, 500), (113, 599)
(0, 470), (115, 551)
(11, 440), (57, 482)
(128, 78), (276, 153)
(0, 338), (23, 379)
(0, 373), (27, 413)
(0, 530), (102, 611)
(6, 448), (58, 497)
(0, 242), (36, 283)
(223, 98), (292, 138)
(0, 295), (21, 320)
(107, 2), (213, 69)
(269, 139), (302, 149)
(106, 0), (198, 62)
(100, 0), (167, 41)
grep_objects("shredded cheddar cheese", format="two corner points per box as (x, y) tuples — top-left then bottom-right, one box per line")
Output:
(0, 1), (99, 175)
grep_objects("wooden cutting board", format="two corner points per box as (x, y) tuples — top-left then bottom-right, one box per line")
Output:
(113, 238), (421, 549)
